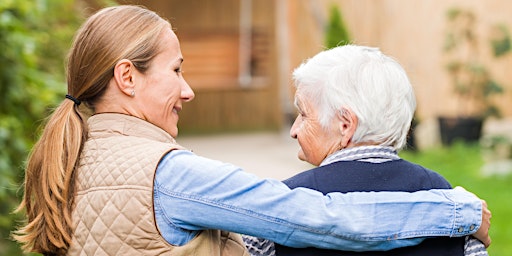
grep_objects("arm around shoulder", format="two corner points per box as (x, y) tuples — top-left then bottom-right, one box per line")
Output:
(154, 150), (486, 251)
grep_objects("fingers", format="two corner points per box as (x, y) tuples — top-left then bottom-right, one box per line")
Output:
(473, 199), (492, 248)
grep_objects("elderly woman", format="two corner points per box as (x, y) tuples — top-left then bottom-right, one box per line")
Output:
(14, 5), (489, 256)
(244, 45), (489, 256)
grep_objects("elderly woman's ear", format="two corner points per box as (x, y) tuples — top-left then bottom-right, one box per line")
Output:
(337, 108), (358, 149)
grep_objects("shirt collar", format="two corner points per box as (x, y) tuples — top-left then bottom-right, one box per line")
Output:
(320, 145), (400, 167)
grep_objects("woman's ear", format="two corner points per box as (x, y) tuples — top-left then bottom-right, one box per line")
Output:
(337, 107), (358, 148)
(113, 59), (136, 97)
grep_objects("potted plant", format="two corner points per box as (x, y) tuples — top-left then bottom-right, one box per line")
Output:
(439, 7), (509, 145)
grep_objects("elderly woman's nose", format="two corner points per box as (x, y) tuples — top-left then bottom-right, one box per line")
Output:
(290, 116), (300, 139)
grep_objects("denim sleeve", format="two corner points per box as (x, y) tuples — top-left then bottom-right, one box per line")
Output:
(153, 150), (482, 251)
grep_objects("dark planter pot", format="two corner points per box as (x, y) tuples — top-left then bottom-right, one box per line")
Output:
(438, 116), (483, 145)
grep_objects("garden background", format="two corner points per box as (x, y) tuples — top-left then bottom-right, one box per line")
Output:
(1, 0), (510, 255)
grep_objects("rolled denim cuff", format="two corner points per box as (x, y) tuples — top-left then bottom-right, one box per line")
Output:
(444, 186), (482, 236)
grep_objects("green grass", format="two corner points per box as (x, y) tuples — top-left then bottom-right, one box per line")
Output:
(400, 142), (512, 256)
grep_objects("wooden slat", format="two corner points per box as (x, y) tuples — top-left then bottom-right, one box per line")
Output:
(179, 32), (240, 88)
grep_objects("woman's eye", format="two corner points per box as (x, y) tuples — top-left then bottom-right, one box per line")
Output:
(174, 68), (183, 74)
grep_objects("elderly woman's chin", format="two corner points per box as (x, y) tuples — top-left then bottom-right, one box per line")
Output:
(297, 150), (308, 163)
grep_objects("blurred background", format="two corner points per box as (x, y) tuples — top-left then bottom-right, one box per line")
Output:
(1, 0), (511, 255)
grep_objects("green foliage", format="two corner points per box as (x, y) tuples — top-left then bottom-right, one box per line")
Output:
(443, 7), (510, 118)
(401, 143), (512, 256)
(0, 0), (83, 254)
(324, 5), (350, 49)
(491, 24), (511, 57)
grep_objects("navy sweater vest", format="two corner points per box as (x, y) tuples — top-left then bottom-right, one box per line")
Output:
(275, 159), (464, 256)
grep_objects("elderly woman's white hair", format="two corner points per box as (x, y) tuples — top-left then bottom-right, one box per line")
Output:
(292, 45), (416, 150)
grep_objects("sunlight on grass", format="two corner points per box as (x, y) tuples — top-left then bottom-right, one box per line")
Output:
(400, 142), (512, 256)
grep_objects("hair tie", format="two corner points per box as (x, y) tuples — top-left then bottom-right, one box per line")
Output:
(65, 94), (81, 106)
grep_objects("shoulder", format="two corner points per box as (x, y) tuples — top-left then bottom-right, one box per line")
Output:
(282, 166), (322, 189)
(157, 150), (236, 178)
(159, 149), (222, 168)
(155, 150), (261, 190)
(398, 159), (453, 189)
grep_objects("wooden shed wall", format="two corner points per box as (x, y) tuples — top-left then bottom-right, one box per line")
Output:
(287, 0), (512, 121)
(91, 0), (512, 134)
(119, 0), (281, 134)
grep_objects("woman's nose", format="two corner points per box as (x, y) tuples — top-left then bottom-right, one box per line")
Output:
(181, 81), (195, 102)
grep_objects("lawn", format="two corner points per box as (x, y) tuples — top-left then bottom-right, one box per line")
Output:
(400, 142), (512, 256)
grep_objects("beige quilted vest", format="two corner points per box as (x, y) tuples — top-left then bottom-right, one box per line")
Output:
(68, 113), (249, 256)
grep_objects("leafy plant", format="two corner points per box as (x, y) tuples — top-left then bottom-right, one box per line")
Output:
(0, 0), (83, 254)
(324, 4), (350, 49)
(443, 7), (509, 118)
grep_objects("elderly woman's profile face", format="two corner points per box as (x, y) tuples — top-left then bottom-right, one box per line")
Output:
(290, 89), (342, 166)
(135, 28), (194, 137)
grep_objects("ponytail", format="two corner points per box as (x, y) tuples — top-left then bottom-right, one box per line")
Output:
(14, 98), (86, 254)
(13, 5), (170, 254)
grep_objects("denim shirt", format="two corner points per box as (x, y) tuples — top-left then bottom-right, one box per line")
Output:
(153, 149), (482, 251)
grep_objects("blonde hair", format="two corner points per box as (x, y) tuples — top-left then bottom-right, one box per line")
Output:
(13, 5), (170, 254)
